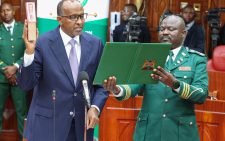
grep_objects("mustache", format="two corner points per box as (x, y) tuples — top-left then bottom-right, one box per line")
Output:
(160, 36), (171, 41)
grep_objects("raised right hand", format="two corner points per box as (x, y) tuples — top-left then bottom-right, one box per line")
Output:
(22, 20), (38, 54)
(103, 76), (121, 94)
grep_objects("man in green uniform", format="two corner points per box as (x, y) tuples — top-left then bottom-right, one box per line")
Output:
(103, 15), (208, 141)
(0, 2), (27, 138)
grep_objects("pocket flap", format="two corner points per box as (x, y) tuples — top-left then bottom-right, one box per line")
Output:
(179, 115), (196, 126)
(35, 105), (53, 118)
(137, 112), (148, 121)
(174, 71), (193, 79)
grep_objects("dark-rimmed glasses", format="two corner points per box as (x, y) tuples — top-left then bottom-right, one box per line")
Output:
(60, 13), (88, 22)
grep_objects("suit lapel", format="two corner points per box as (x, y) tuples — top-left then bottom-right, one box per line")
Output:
(167, 47), (189, 71)
(49, 28), (75, 87)
(76, 33), (91, 89)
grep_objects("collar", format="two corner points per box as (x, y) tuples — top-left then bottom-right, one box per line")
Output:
(171, 46), (182, 59)
(3, 20), (15, 29)
(185, 21), (195, 30)
(59, 27), (80, 46)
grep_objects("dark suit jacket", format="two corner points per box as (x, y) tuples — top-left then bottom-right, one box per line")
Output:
(18, 27), (108, 141)
(113, 23), (151, 43)
(183, 22), (205, 53)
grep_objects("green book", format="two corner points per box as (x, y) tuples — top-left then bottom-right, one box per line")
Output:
(94, 42), (171, 84)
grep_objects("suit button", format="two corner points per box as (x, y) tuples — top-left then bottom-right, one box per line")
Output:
(12, 54), (15, 56)
(163, 114), (166, 118)
(69, 111), (74, 117)
(12, 45), (14, 48)
(165, 99), (168, 102)
(189, 122), (193, 125)
(74, 93), (77, 96)
(11, 38), (14, 41)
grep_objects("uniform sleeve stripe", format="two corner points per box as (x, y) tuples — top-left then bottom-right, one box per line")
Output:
(187, 88), (203, 99)
(123, 85), (131, 100)
(185, 84), (190, 99)
(181, 82), (187, 99)
(181, 82), (190, 99)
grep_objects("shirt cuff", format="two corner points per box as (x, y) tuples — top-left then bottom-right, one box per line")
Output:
(13, 63), (19, 69)
(173, 87), (180, 93)
(91, 105), (100, 115)
(113, 85), (124, 97)
(24, 53), (34, 67)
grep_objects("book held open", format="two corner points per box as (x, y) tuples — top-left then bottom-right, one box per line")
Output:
(94, 42), (171, 84)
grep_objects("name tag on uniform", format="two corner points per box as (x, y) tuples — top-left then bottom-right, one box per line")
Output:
(179, 66), (191, 71)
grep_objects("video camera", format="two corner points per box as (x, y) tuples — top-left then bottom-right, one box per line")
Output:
(206, 8), (225, 29)
(206, 8), (225, 48)
(123, 13), (147, 42)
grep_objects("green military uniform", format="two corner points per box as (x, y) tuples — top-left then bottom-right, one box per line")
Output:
(117, 47), (208, 141)
(0, 22), (27, 136)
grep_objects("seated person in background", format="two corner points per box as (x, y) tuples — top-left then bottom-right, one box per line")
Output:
(181, 5), (205, 54)
(113, 3), (151, 43)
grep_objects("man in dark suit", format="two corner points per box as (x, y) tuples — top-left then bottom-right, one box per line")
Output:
(0, 2), (27, 139)
(181, 5), (205, 54)
(113, 3), (150, 42)
(18, 0), (108, 141)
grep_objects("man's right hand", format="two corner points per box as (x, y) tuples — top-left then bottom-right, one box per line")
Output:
(22, 20), (37, 54)
(103, 76), (121, 94)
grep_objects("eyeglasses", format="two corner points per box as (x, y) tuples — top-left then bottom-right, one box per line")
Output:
(61, 13), (88, 21)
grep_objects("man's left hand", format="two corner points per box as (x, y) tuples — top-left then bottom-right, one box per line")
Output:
(150, 66), (177, 88)
(87, 107), (99, 129)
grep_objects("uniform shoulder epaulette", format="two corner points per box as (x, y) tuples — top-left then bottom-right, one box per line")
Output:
(186, 47), (205, 57)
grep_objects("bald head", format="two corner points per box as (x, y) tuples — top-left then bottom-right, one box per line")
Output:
(159, 15), (187, 49)
(162, 15), (186, 30)
(57, 0), (82, 16)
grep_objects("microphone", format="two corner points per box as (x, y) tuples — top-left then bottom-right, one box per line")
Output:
(79, 71), (91, 108)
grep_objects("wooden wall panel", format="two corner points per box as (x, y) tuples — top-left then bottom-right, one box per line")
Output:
(147, 0), (172, 42)
(208, 71), (225, 100)
(196, 110), (225, 141)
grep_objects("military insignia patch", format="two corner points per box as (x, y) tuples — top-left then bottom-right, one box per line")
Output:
(142, 60), (155, 70)
(179, 66), (191, 71)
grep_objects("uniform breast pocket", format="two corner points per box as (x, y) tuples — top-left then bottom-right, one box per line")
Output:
(174, 71), (194, 84)
(133, 112), (149, 141)
(0, 36), (6, 47)
(178, 116), (200, 141)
